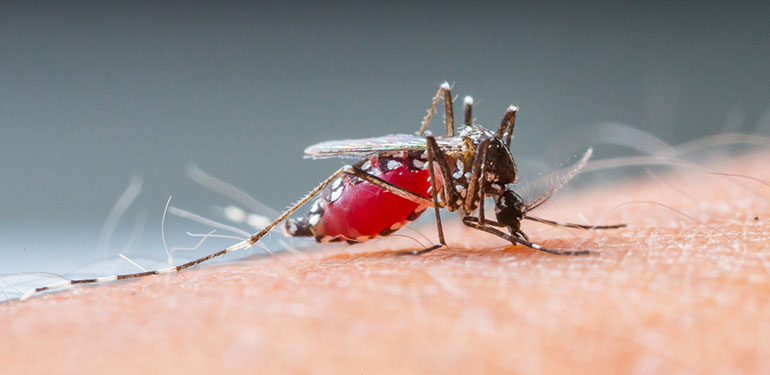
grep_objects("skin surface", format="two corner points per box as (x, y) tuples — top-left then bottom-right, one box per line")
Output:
(2, 151), (769, 374)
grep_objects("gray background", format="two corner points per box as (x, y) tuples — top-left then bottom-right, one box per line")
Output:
(1, 1), (769, 279)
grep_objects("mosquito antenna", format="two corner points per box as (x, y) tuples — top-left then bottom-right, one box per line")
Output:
(98, 176), (142, 259)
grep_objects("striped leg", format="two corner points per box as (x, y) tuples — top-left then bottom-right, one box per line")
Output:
(417, 82), (455, 137)
(344, 155), (455, 255)
(524, 216), (626, 230)
(495, 105), (518, 149)
(461, 216), (596, 256)
(463, 96), (473, 126)
(21, 167), (350, 300)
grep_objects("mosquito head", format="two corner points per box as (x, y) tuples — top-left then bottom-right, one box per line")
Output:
(495, 188), (525, 232)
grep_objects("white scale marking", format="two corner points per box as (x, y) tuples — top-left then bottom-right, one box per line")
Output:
(453, 159), (464, 179)
(412, 159), (425, 169)
(308, 214), (321, 226)
(310, 200), (322, 214)
(386, 160), (403, 171)
(329, 186), (343, 202)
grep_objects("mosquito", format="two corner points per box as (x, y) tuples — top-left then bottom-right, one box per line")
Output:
(21, 82), (624, 300)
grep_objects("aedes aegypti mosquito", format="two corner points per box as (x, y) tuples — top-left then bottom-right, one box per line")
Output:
(21, 82), (625, 300)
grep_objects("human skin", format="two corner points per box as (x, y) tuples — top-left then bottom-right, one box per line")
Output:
(2, 152), (769, 374)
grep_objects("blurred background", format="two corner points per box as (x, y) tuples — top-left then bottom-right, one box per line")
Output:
(1, 1), (769, 282)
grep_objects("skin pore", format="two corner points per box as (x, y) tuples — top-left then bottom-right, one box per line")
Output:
(1, 151), (769, 374)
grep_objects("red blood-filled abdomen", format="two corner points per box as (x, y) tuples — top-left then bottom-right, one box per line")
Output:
(321, 165), (432, 240)
(286, 152), (437, 243)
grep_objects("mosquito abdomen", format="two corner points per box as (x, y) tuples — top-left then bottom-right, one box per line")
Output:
(286, 151), (435, 244)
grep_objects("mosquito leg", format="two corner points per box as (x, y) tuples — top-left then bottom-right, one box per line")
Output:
(425, 136), (460, 211)
(21, 167), (350, 300)
(512, 233), (594, 255)
(404, 149), (446, 255)
(442, 83), (455, 136)
(463, 96), (473, 126)
(345, 139), (460, 256)
(418, 82), (455, 137)
(408, 137), (452, 255)
(407, 136), (467, 255)
(462, 216), (504, 228)
(477, 147), (489, 227)
(345, 165), (445, 256)
(462, 217), (531, 241)
(464, 137), (491, 217)
(524, 216), (627, 230)
(495, 106), (518, 149)
(345, 166), (435, 208)
(461, 216), (596, 255)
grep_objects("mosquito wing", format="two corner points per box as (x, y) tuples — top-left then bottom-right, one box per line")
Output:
(304, 134), (465, 159)
(520, 148), (593, 213)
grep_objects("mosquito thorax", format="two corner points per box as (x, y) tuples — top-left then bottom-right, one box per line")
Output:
(458, 125), (519, 191)
(495, 189), (525, 231)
